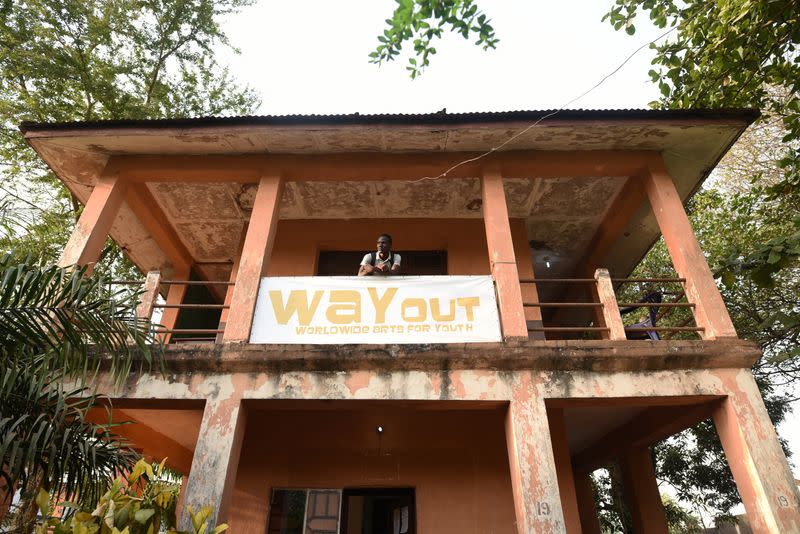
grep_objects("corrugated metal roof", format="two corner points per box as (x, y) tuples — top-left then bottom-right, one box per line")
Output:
(19, 108), (760, 132)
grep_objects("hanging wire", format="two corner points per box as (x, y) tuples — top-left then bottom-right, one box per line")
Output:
(407, 24), (678, 184)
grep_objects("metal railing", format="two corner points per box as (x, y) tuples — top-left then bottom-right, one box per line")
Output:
(129, 273), (231, 343)
(520, 271), (704, 340)
(119, 268), (707, 344)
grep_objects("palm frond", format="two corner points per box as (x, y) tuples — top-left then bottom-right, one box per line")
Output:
(0, 360), (137, 507)
(0, 254), (165, 511)
(0, 253), (162, 385)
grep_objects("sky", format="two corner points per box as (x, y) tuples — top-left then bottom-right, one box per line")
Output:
(217, 0), (665, 115)
(216, 0), (800, 484)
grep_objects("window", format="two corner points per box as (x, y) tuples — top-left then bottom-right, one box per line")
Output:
(268, 489), (341, 534)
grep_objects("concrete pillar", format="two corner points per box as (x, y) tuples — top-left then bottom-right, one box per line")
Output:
(573, 473), (602, 534)
(505, 375), (566, 533)
(176, 475), (189, 523)
(223, 175), (284, 343)
(593, 268), (626, 341)
(58, 166), (127, 271)
(618, 447), (668, 534)
(515, 220), (545, 340)
(547, 407), (582, 533)
(712, 372), (800, 533)
(642, 156), (736, 339)
(180, 398), (247, 530)
(481, 167), (528, 341)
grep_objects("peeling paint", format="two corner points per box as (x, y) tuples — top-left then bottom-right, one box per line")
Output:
(81, 343), (800, 533)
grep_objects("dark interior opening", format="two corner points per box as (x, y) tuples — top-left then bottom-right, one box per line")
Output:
(341, 488), (416, 534)
(171, 267), (222, 342)
(317, 251), (447, 276)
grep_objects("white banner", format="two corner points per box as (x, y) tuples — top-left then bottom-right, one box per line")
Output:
(250, 276), (501, 344)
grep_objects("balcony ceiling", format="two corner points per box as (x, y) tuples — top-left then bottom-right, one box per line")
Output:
(22, 110), (755, 282)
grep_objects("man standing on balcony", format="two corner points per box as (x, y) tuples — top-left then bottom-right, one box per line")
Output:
(358, 234), (402, 276)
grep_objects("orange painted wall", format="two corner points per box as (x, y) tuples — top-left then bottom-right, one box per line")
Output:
(264, 218), (533, 278)
(229, 405), (517, 533)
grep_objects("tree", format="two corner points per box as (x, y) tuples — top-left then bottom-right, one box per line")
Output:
(0, 2), (253, 530)
(0, 254), (161, 532)
(615, 121), (797, 522)
(371, 0), (498, 79)
(602, 0), (800, 289)
(0, 0), (260, 271)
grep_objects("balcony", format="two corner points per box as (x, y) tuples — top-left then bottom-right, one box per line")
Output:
(125, 269), (708, 346)
(26, 111), (748, 350)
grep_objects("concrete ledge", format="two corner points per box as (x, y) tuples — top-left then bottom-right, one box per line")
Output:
(158, 339), (761, 373)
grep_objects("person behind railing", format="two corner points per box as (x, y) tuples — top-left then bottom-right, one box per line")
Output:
(358, 234), (402, 276)
(620, 291), (662, 341)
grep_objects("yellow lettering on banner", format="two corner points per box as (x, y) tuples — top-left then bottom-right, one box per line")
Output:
(401, 298), (427, 322)
(457, 297), (480, 321)
(367, 287), (397, 324)
(269, 290), (323, 325)
(326, 290), (361, 324)
(430, 298), (456, 321)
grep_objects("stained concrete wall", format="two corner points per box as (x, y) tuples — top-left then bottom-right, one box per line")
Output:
(230, 407), (517, 533)
(90, 340), (800, 533)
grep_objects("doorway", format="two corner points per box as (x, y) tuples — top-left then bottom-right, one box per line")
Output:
(341, 488), (416, 534)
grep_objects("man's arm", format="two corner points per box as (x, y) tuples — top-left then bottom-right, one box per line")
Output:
(358, 254), (374, 276)
(389, 254), (401, 275)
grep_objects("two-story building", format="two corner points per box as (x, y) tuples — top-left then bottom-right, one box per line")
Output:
(21, 109), (800, 533)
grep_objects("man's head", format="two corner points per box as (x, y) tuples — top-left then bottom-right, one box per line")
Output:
(377, 234), (392, 254)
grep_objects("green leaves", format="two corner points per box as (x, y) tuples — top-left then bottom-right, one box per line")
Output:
(717, 218), (800, 289)
(605, 0), (800, 434)
(371, 0), (498, 78)
(0, 255), (165, 516)
(33, 460), (230, 532)
(615, 115), (800, 521)
(0, 254), (161, 383)
(0, 0), (260, 271)
(0, 360), (139, 512)
(32, 458), (210, 534)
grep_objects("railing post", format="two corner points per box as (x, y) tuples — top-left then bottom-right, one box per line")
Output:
(216, 234), (246, 343)
(643, 156), (736, 339)
(159, 267), (190, 344)
(594, 268), (626, 340)
(136, 271), (162, 321)
(481, 167), (528, 341)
